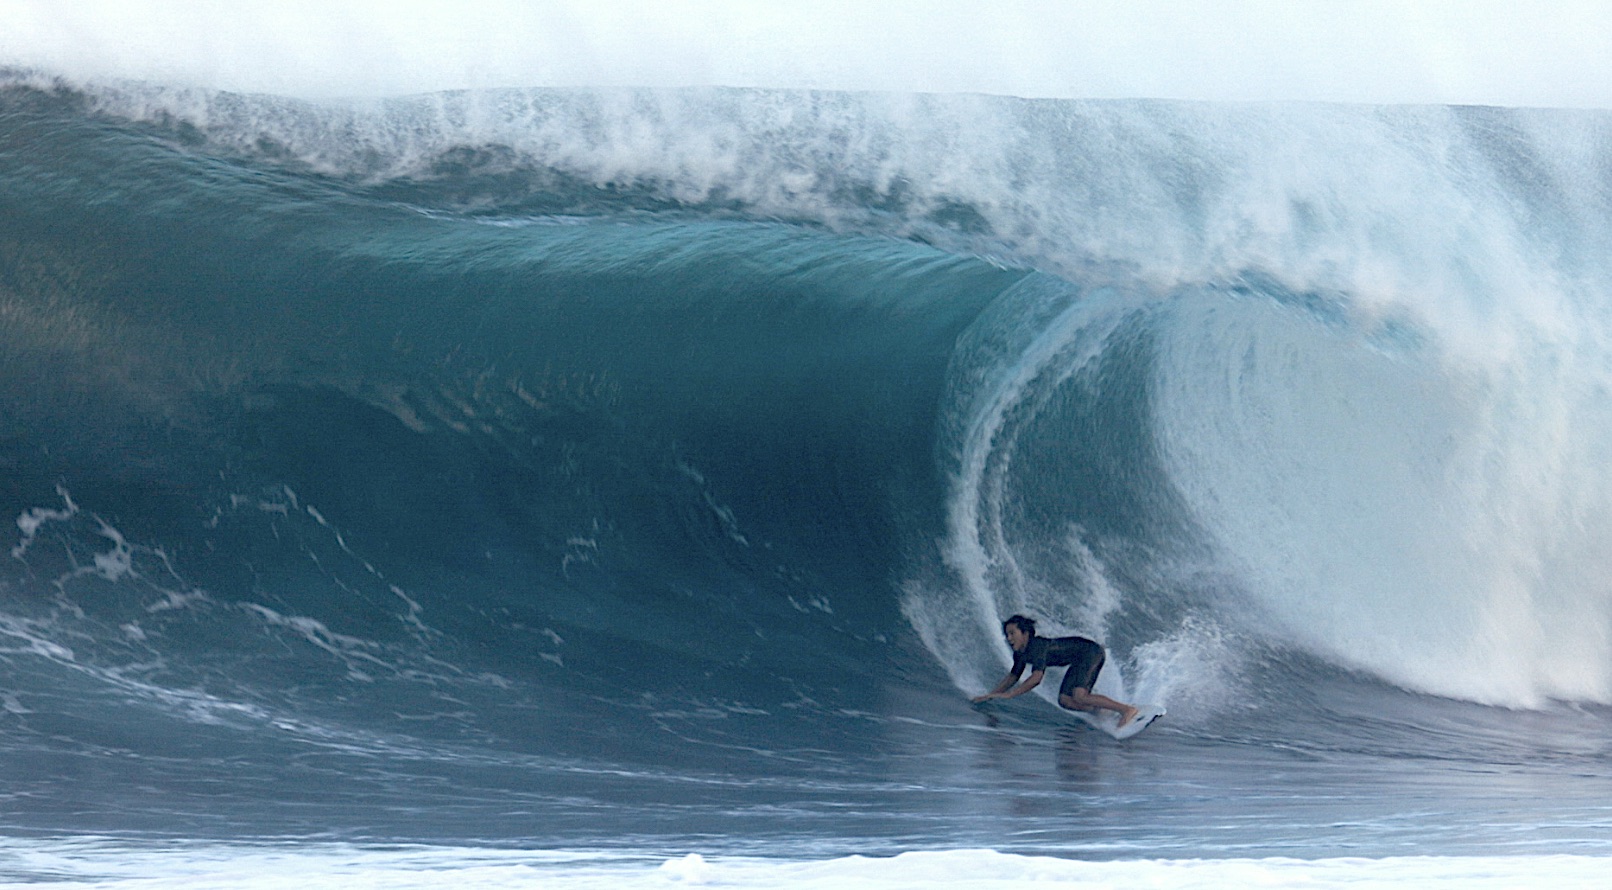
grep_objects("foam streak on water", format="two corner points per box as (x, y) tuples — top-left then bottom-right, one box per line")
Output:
(0, 842), (1606, 889)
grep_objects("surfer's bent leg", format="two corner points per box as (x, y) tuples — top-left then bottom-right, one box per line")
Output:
(1056, 642), (1141, 726)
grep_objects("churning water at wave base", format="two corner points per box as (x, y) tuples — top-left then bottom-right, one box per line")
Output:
(3, 72), (1612, 885)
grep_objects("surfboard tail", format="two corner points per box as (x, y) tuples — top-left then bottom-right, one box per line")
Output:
(1111, 706), (1165, 740)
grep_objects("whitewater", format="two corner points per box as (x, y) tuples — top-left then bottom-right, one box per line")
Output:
(4, 10), (1612, 887)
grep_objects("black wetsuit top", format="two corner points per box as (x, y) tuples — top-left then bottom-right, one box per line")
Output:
(1011, 635), (1106, 695)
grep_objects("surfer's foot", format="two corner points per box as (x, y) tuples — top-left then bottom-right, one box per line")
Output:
(1117, 705), (1140, 727)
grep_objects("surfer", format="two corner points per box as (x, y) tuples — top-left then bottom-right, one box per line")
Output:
(971, 615), (1141, 727)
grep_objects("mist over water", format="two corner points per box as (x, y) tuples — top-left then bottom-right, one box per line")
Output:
(6, 1), (1612, 107)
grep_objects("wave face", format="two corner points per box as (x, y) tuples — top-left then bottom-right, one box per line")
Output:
(4, 75), (1612, 854)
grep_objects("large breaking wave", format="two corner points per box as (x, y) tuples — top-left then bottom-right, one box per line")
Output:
(4, 71), (1612, 791)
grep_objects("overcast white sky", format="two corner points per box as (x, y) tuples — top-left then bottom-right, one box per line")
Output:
(2, 1), (1610, 107)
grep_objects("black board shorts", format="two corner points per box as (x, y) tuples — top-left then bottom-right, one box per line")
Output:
(1056, 639), (1105, 696)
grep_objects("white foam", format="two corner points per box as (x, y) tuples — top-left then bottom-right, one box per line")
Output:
(0, 841), (1605, 889)
(1151, 286), (1612, 706)
(10, 485), (78, 560)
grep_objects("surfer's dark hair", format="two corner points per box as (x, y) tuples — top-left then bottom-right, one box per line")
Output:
(1002, 615), (1037, 636)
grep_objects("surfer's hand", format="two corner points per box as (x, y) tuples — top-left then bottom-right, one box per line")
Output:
(970, 693), (997, 703)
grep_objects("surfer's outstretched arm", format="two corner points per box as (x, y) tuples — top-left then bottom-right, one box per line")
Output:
(972, 670), (1044, 702)
(970, 673), (1015, 702)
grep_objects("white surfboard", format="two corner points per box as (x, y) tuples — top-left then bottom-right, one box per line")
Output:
(1069, 703), (1165, 740)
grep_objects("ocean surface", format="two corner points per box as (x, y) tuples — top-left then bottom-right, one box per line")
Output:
(2, 71), (1611, 885)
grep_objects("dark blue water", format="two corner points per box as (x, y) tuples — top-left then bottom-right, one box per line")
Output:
(2, 75), (1611, 867)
